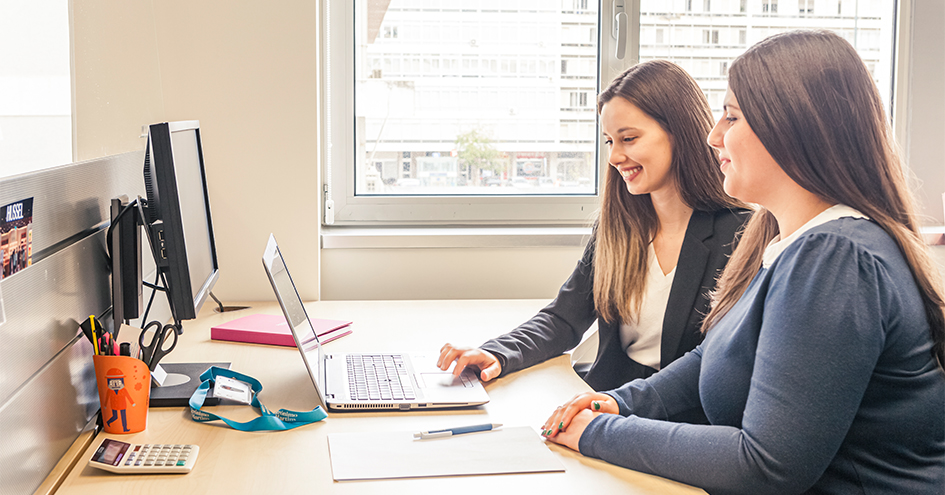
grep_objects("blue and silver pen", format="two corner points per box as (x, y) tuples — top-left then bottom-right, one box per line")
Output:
(413, 423), (503, 440)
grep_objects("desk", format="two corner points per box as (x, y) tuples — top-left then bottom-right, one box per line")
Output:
(54, 300), (704, 494)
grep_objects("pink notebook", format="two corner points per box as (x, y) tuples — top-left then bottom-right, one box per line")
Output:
(211, 313), (352, 347)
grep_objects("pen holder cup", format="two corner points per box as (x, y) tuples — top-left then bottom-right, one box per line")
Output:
(93, 355), (151, 434)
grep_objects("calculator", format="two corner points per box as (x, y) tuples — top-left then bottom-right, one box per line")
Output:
(88, 438), (199, 474)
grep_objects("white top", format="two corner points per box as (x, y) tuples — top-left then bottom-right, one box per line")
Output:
(619, 243), (675, 370)
(762, 204), (869, 268)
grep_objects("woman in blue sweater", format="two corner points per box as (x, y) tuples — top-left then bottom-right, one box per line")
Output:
(542, 30), (945, 494)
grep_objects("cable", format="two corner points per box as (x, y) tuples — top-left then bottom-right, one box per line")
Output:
(135, 196), (184, 334)
(104, 199), (139, 265)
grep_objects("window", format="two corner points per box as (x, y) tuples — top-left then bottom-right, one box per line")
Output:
(568, 91), (589, 109)
(703, 29), (720, 44)
(0, 0), (72, 179)
(639, 0), (896, 117)
(324, 0), (607, 225)
(799, 0), (814, 15)
(325, 0), (898, 225)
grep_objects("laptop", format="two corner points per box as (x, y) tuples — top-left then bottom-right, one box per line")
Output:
(262, 234), (490, 411)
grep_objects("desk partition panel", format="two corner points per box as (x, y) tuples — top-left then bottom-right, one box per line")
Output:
(0, 151), (145, 494)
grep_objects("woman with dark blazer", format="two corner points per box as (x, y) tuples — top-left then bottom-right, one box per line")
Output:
(437, 60), (749, 396)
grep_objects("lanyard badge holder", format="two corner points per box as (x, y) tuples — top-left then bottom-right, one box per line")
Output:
(189, 366), (327, 431)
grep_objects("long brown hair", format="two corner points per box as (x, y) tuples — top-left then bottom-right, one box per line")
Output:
(702, 30), (945, 370)
(594, 60), (742, 324)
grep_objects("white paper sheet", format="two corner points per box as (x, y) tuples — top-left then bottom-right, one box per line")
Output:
(327, 426), (565, 481)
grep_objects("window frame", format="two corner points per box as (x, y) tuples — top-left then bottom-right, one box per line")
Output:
(321, 0), (637, 226)
(321, 1), (932, 228)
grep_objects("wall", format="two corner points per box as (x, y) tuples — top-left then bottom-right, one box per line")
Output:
(72, 0), (321, 301)
(0, 153), (145, 495)
(902, 0), (945, 225)
(321, 246), (583, 300)
(71, 1), (165, 161)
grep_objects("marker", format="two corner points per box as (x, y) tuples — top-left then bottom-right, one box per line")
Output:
(90, 316), (99, 355)
(413, 423), (502, 440)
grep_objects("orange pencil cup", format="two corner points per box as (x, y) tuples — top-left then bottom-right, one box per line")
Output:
(93, 355), (150, 434)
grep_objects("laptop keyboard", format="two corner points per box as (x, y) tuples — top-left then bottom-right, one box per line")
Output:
(346, 354), (416, 401)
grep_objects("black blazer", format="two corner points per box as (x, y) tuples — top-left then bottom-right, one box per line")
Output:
(480, 208), (750, 392)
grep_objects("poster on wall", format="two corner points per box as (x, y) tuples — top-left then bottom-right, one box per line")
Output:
(1, 197), (34, 281)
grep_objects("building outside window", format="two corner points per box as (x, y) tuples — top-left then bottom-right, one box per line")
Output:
(324, 0), (897, 225)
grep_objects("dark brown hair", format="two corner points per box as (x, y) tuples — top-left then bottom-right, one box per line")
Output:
(703, 30), (945, 370)
(594, 60), (742, 324)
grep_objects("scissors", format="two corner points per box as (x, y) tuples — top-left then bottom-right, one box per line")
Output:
(138, 321), (179, 371)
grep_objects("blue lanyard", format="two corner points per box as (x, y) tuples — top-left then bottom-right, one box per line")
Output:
(189, 366), (327, 431)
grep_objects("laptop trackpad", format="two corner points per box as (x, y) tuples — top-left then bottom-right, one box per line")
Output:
(419, 372), (472, 389)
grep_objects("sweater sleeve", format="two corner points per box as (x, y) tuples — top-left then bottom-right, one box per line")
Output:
(480, 234), (597, 376)
(578, 232), (889, 495)
(605, 346), (704, 420)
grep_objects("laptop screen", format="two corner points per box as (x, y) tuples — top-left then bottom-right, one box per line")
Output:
(262, 234), (327, 406)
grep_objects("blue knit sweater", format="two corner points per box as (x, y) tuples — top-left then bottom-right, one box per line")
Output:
(578, 218), (945, 494)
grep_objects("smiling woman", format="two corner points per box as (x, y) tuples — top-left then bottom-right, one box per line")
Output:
(0, 0), (72, 178)
(437, 60), (749, 396)
(600, 97), (674, 199)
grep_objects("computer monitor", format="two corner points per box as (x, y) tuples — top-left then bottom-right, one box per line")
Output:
(142, 121), (219, 322)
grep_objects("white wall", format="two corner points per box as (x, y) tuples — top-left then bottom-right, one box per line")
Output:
(72, 1), (165, 160)
(900, 0), (945, 225)
(321, 247), (582, 300)
(73, 0), (321, 301)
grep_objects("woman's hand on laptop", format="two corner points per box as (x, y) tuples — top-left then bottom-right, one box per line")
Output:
(437, 344), (502, 382)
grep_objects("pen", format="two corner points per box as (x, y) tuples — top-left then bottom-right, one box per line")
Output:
(413, 423), (503, 440)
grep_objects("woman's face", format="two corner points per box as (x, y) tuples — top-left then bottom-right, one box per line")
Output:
(706, 89), (785, 205)
(600, 97), (675, 198)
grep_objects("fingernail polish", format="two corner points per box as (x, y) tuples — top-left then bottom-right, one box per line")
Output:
(593, 401), (600, 410)
(558, 422), (564, 430)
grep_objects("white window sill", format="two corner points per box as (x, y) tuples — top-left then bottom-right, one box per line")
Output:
(321, 226), (592, 249)
(922, 226), (945, 246)
(321, 225), (944, 250)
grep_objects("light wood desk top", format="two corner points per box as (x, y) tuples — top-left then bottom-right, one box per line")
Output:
(55, 300), (704, 494)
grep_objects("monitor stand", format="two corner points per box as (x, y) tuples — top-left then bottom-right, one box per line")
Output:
(208, 290), (250, 313)
(149, 362), (232, 407)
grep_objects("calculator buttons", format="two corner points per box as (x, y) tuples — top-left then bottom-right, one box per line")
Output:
(89, 440), (200, 474)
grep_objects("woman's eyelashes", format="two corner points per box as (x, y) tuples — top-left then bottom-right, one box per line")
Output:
(603, 136), (638, 146)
